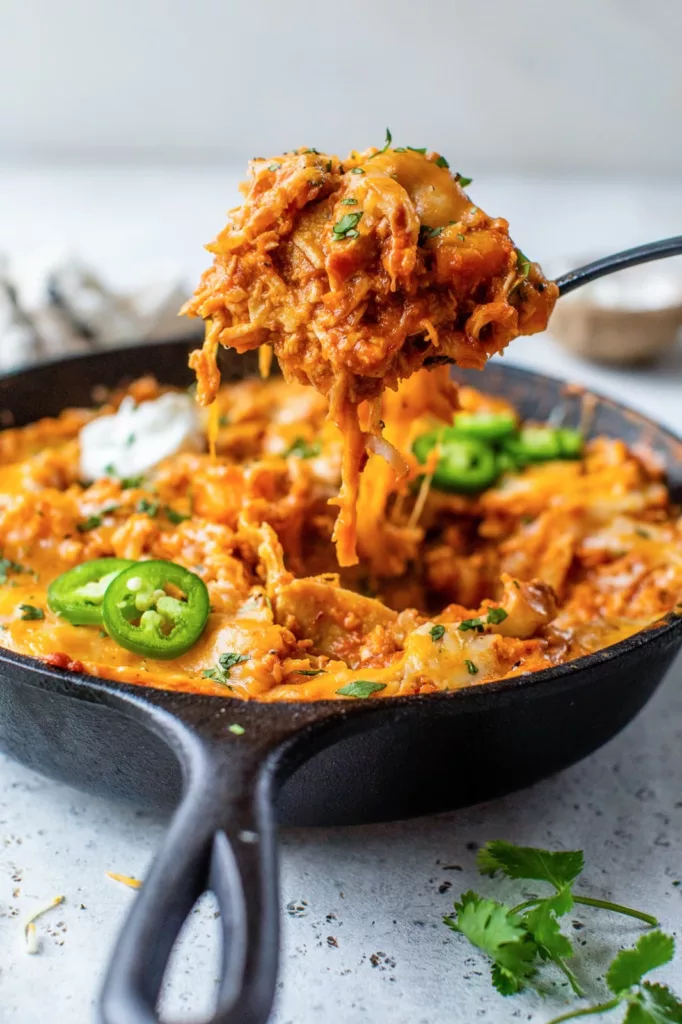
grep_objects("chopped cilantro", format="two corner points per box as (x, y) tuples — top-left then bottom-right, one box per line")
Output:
(202, 652), (250, 685)
(336, 680), (387, 698)
(456, 173), (473, 187)
(486, 607), (508, 625)
(435, 155), (450, 168)
(120, 475), (144, 489)
(465, 660), (479, 675)
(0, 556), (28, 585)
(77, 514), (103, 533)
(125, 433), (136, 447)
(515, 248), (532, 280)
(369, 127), (392, 159)
(297, 668), (325, 676)
(267, 163), (281, 171)
(332, 212), (363, 240)
(418, 224), (445, 247)
(136, 498), (160, 517)
(430, 624), (446, 642)
(228, 723), (245, 735)
(218, 414), (230, 427)
(407, 146), (427, 154)
(350, 167), (365, 174)
(340, 198), (358, 205)
(284, 437), (321, 459)
(458, 617), (485, 633)
(19, 604), (44, 621)
(165, 506), (190, 525)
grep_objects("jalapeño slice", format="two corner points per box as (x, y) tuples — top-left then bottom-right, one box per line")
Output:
(47, 558), (135, 626)
(102, 560), (209, 660)
(412, 429), (499, 493)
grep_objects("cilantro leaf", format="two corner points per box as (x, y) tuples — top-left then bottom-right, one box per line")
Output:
(477, 841), (584, 889)
(333, 212), (363, 239)
(371, 127), (391, 156)
(607, 932), (675, 994)
(444, 891), (536, 995)
(19, 604), (44, 620)
(435, 155), (449, 168)
(203, 652), (249, 685)
(456, 173), (473, 187)
(465, 659), (479, 675)
(77, 514), (103, 532)
(297, 668), (325, 676)
(418, 224), (445, 247)
(523, 899), (582, 995)
(430, 624), (446, 642)
(0, 556), (28, 584)
(458, 617), (484, 633)
(336, 680), (386, 698)
(136, 498), (160, 517)
(486, 607), (508, 625)
(516, 248), (532, 279)
(284, 437), (321, 459)
(640, 981), (682, 1022)
(165, 506), (190, 524)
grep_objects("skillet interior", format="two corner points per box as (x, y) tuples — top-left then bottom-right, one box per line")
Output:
(0, 339), (680, 826)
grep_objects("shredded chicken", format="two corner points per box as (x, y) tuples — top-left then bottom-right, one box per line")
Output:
(182, 144), (558, 564)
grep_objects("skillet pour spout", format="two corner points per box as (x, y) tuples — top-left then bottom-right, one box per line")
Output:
(0, 341), (679, 1024)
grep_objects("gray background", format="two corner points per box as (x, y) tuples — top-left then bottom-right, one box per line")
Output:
(2, 0), (682, 174)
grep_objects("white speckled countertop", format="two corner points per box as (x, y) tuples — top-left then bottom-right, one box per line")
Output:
(0, 166), (681, 1023)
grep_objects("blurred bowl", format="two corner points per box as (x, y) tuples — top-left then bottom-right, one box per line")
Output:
(550, 260), (682, 365)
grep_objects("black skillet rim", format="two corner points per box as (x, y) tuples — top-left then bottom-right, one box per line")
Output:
(0, 344), (680, 711)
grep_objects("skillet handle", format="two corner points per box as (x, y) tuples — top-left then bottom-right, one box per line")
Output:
(99, 741), (278, 1024)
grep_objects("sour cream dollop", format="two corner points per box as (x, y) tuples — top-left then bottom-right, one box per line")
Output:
(79, 392), (204, 482)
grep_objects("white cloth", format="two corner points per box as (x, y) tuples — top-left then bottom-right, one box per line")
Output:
(0, 255), (200, 373)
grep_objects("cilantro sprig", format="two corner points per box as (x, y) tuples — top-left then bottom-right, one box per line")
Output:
(479, 841), (656, 925)
(548, 930), (682, 1024)
(0, 556), (29, 584)
(445, 841), (659, 1000)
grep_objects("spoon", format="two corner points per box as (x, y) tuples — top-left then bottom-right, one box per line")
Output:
(555, 235), (682, 295)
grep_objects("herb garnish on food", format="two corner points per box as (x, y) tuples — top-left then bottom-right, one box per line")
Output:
(336, 680), (387, 698)
(333, 212), (363, 239)
(0, 556), (29, 584)
(284, 437), (321, 459)
(202, 652), (250, 685)
(19, 604), (44, 621)
(458, 617), (485, 633)
(430, 624), (446, 642)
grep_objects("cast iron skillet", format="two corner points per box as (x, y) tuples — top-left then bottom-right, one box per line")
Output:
(0, 340), (680, 1024)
